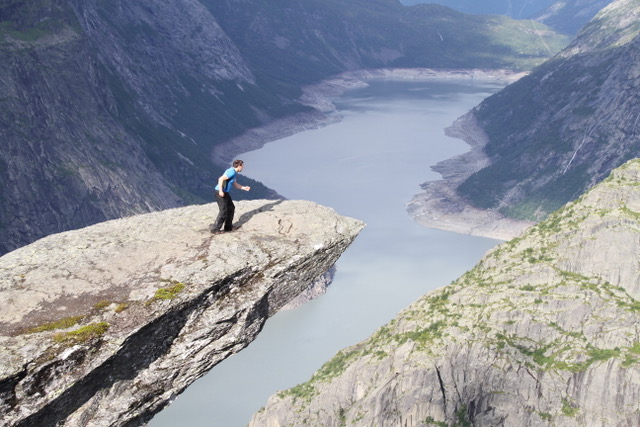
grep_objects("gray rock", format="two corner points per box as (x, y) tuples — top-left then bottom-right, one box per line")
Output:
(0, 199), (364, 427)
(249, 160), (640, 426)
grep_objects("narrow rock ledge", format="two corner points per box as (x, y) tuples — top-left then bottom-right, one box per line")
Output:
(0, 199), (364, 427)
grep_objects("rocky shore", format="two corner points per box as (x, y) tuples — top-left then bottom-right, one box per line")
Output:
(215, 67), (531, 240)
(408, 111), (534, 241)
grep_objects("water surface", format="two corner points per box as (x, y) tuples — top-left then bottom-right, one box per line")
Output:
(151, 79), (505, 427)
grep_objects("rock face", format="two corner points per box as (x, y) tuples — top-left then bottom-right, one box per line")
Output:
(0, 0), (266, 255)
(449, 0), (640, 222)
(0, 199), (364, 427)
(250, 160), (640, 426)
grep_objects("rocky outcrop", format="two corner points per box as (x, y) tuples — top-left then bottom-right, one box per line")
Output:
(250, 160), (640, 426)
(0, 199), (364, 427)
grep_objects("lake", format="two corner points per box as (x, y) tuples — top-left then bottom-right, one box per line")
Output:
(150, 78), (505, 426)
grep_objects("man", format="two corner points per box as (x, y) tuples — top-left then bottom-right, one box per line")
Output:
(210, 159), (251, 234)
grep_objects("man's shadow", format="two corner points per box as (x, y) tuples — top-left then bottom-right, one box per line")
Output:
(234, 199), (284, 229)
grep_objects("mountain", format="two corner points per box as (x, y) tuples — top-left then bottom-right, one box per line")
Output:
(0, 0), (569, 256)
(399, 0), (557, 18)
(0, 0), (286, 255)
(250, 158), (640, 426)
(453, 0), (640, 221)
(400, 0), (614, 35)
(203, 0), (568, 77)
(533, 0), (614, 34)
(0, 200), (364, 426)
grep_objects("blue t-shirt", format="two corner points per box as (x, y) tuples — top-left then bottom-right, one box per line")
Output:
(215, 167), (237, 193)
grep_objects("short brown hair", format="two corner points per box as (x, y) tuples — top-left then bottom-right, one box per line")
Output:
(232, 159), (244, 168)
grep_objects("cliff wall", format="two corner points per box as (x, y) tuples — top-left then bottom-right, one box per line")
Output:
(0, 199), (364, 427)
(250, 160), (640, 426)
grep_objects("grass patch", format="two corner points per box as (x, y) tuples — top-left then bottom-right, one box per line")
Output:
(424, 416), (448, 426)
(115, 303), (129, 313)
(539, 412), (553, 421)
(53, 322), (109, 344)
(26, 315), (84, 334)
(561, 398), (578, 417)
(153, 281), (186, 300)
(94, 300), (111, 310)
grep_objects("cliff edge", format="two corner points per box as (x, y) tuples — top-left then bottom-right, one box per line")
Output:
(0, 200), (364, 427)
(251, 160), (640, 426)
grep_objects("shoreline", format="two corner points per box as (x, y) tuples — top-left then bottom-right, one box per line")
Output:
(211, 67), (526, 164)
(214, 67), (533, 241)
(407, 112), (533, 241)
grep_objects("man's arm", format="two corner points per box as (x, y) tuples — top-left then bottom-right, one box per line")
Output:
(233, 181), (251, 191)
(218, 175), (228, 196)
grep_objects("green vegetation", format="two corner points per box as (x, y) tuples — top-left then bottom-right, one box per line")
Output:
(455, 404), (472, 427)
(0, 0), (79, 43)
(424, 416), (448, 427)
(53, 322), (109, 344)
(494, 330), (623, 373)
(26, 315), (84, 334)
(538, 412), (553, 421)
(94, 300), (111, 310)
(152, 281), (186, 300)
(561, 398), (578, 417)
(622, 342), (640, 367)
(394, 321), (447, 347)
(338, 407), (347, 426)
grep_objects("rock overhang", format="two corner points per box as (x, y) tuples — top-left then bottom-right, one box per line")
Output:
(0, 199), (364, 426)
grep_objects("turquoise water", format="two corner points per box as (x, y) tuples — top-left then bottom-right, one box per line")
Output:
(150, 78), (504, 427)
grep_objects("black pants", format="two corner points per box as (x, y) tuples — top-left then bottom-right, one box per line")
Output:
(213, 192), (235, 231)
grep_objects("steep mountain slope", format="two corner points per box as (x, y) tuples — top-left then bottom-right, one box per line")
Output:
(0, 0), (569, 256)
(534, 0), (613, 34)
(204, 0), (569, 81)
(399, 0), (556, 17)
(250, 159), (640, 426)
(455, 0), (640, 221)
(400, 0), (613, 35)
(0, 0), (286, 255)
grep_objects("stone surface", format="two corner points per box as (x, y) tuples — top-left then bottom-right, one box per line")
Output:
(250, 160), (640, 426)
(0, 199), (364, 427)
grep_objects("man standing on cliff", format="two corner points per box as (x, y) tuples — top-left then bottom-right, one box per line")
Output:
(210, 159), (251, 234)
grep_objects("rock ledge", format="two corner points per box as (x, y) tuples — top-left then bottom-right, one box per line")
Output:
(0, 199), (364, 427)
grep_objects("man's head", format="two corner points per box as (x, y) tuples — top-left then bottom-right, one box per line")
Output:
(232, 159), (244, 171)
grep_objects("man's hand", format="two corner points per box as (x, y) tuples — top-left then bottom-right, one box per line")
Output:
(218, 190), (225, 197)
(242, 186), (251, 191)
